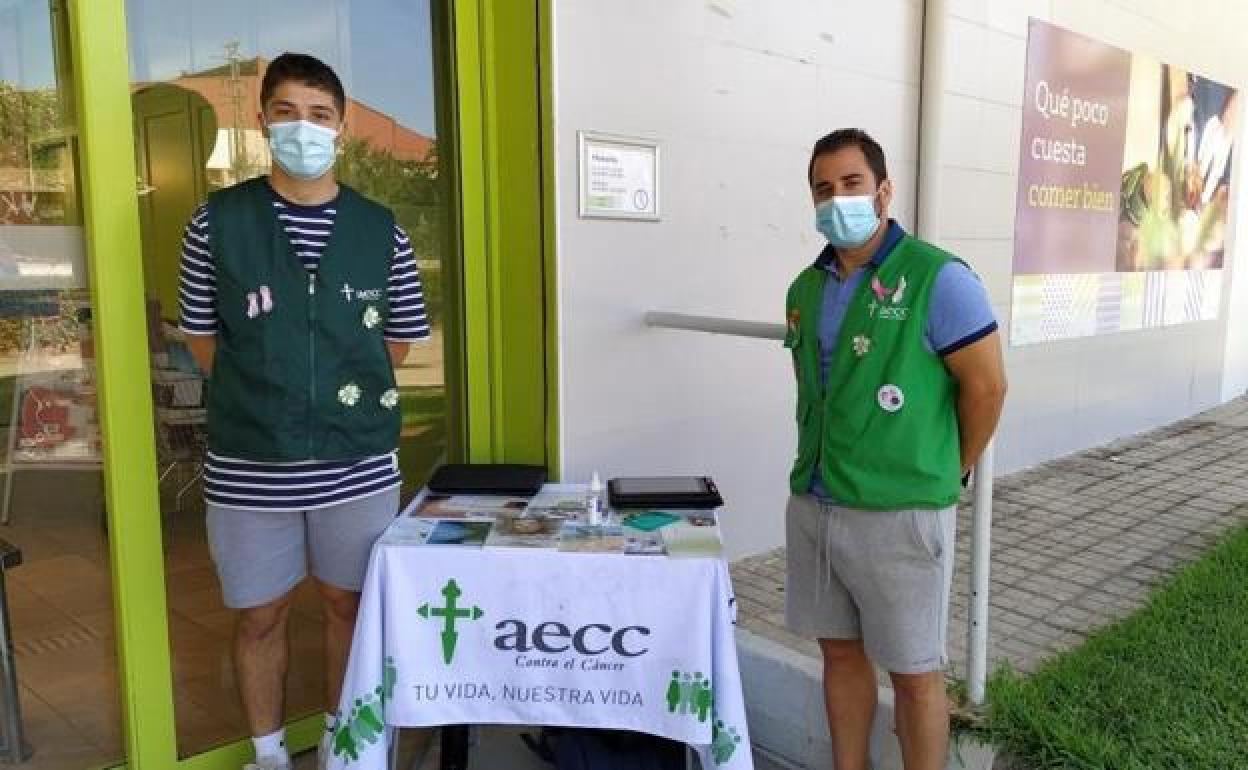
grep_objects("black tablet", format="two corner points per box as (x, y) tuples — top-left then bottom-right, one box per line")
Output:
(607, 476), (723, 509)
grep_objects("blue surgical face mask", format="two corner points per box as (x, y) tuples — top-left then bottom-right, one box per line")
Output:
(815, 193), (880, 248)
(267, 120), (339, 180)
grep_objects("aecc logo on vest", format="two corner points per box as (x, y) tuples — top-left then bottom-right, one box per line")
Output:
(868, 274), (909, 321)
(339, 282), (384, 302)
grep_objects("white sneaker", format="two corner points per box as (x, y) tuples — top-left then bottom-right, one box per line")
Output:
(317, 733), (331, 770)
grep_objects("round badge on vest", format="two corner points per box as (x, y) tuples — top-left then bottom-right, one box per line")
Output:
(877, 384), (904, 412)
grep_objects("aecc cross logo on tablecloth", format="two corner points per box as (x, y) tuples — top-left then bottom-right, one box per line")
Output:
(417, 578), (484, 664)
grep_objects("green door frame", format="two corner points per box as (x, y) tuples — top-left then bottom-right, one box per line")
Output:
(455, 0), (555, 467)
(65, 0), (557, 767)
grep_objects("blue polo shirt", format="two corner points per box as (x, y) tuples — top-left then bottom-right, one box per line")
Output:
(810, 220), (998, 500)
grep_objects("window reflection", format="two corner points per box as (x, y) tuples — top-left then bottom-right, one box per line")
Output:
(0, 2), (122, 767)
(125, 0), (453, 757)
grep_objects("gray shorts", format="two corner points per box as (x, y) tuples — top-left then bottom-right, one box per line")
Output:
(206, 488), (400, 609)
(784, 494), (956, 674)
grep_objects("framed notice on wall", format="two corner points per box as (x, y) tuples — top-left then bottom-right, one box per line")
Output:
(578, 132), (660, 221)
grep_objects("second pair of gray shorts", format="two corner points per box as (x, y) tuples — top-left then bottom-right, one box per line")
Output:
(785, 494), (956, 674)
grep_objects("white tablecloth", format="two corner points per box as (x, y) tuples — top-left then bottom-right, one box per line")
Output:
(328, 509), (753, 769)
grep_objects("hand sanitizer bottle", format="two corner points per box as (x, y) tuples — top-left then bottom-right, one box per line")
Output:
(587, 472), (605, 526)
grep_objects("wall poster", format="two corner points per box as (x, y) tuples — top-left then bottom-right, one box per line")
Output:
(1012, 19), (1238, 345)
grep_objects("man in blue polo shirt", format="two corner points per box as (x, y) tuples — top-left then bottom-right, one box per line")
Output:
(784, 128), (1006, 770)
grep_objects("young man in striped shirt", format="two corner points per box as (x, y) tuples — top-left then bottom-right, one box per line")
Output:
(179, 53), (430, 770)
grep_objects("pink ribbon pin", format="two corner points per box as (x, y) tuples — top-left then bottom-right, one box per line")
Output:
(871, 276), (889, 302)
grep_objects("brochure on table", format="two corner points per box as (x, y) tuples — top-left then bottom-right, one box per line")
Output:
(385, 483), (724, 558)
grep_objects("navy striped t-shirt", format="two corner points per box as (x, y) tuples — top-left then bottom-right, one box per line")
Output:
(177, 185), (431, 511)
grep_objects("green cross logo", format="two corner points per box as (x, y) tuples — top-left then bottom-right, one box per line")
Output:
(417, 578), (483, 664)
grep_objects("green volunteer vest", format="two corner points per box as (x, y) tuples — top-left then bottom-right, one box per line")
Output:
(205, 177), (400, 461)
(785, 235), (961, 509)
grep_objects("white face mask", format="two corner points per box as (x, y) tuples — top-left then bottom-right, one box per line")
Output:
(267, 120), (338, 180)
(814, 193), (880, 248)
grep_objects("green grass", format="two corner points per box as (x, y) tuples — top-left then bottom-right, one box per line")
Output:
(981, 525), (1248, 770)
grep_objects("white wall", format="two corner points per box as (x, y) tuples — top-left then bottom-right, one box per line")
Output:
(550, 0), (1248, 560)
(1222, 139), (1248, 400)
(551, 0), (923, 560)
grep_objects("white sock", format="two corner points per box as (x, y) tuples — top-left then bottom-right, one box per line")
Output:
(320, 713), (335, 754)
(252, 728), (289, 763)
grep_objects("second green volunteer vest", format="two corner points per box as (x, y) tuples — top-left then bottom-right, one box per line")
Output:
(785, 235), (961, 509)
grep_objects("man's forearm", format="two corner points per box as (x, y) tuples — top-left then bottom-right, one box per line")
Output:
(386, 341), (410, 369)
(187, 335), (216, 377)
(957, 388), (1005, 475)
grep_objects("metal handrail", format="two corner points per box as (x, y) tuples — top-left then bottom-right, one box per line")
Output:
(643, 311), (786, 341)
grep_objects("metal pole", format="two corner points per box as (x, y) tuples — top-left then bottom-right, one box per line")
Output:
(967, 440), (995, 706)
(916, 0), (947, 238)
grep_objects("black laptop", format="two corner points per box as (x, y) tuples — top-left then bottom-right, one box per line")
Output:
(427, 464), (547, 497)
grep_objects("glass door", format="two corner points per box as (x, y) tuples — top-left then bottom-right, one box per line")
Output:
(0, 1), (125, 768)
(123, 0), (461, 758)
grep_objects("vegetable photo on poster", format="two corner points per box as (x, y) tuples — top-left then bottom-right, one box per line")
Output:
(1117, 62), (1238, 272)
(1010, 19), (1239, 345)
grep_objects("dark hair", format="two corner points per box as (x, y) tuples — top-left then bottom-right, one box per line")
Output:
(807, 128), (888, 187)
(260, 52), (346, 117)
